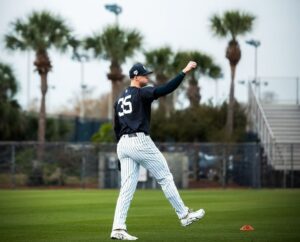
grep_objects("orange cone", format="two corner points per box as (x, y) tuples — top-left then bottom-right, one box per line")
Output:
(240, 225), (254, 231)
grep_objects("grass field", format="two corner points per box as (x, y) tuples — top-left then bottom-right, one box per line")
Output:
(0, 189), (300, 242)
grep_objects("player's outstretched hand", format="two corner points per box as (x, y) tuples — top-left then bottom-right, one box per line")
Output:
(182, 61), (197, 74)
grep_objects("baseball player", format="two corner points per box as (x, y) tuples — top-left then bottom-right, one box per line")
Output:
(110, 61), (205, 240)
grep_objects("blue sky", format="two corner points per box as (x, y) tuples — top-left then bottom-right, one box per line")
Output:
(0, 0), (299, 113)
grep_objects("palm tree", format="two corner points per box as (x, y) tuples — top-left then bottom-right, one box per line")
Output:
(0, 63), (25, 140)
(5, 11), (77, 148)
(210, 10), (255, 137)
(173, 51), (222, 108)
(0, 63), (18, 101)
(144, 46), (174, 115)
(84, 25), (143, 108)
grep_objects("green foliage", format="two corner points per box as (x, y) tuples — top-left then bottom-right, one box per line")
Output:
(0, 111), (73, 141)
(144, 46), (174, 79)
(5, 11), (76, 53)
(210, 10), (255, 40)
(0, 62), (26, 140)
(174, 51), (222, 83)
(91, 122), (114, 143)
(84, 25), (143, 64)
(0, 63), (18, 99)
(151, 101), (247, 142)
(45, 116), (73, 141)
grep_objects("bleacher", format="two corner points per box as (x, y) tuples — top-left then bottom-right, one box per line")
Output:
(248, 83), (300, 171)
(262, 104), (300, 170)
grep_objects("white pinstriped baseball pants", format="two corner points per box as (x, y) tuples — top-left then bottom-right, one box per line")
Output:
(112, 132), (189, 231)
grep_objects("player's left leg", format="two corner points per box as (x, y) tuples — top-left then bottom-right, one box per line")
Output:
(138, 138), (205, 226)
(132, 135), (189, 220)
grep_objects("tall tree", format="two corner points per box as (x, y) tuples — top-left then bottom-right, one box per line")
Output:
(210, 10), (255, 137)
(0, 63), (24, 140)
(173, 51), (222, 108)
(5, 11), (77, 148)
(85, 25), (143, 110)
(144, 46), (174, 115)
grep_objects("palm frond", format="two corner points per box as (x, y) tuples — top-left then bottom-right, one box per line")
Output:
(223, 10), (255, 39)
(93, 25), (143, 64)
(4, 10), (75, 53)
(210, 15), (227, 37)
(208, 64), (222, 79)
(84, 34), (102, 58)
(210, 10), (255, 40)
(0, 63), (18, 100)
(144, 46), (173, 76)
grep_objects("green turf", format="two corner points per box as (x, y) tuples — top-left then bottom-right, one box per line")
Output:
(0, 189), (300, 242)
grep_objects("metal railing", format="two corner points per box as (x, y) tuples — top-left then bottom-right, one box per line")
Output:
(248, 82), (286, 168)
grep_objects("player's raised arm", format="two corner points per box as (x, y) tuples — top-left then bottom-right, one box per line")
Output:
(182, 61), (197, 74)
(153, 61), (197, 98)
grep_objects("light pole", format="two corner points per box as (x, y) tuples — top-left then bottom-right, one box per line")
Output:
(246, 39), (261, 97)
(27, 50), (32, 110)
(105, 4), (122, 25)
(104, 3), (122, 120)
(73, 53), (89, 121)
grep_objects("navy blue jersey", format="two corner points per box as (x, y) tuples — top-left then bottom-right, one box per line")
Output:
(114, 86), (157, 140)
(114, 72), (185, 141)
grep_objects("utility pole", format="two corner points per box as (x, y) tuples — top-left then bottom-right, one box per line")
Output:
(104, 3), (123, 119)
(105, 4), (122, 25)
(73, 53), (89, 121)
(246, 39), (261, 98)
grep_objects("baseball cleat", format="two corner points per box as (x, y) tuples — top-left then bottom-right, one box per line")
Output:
(110, 230), (138, 240)
(180, 208), (205, 227)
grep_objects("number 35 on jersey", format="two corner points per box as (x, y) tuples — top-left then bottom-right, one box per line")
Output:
(118, 95), (133, 117)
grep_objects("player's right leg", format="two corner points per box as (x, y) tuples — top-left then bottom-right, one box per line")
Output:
(111, 157), (140, 237)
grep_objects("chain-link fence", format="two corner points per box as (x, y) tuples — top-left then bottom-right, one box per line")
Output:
(0, 142), (299, 189)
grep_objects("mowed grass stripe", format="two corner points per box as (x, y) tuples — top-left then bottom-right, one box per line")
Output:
(0, 189), (299, 242)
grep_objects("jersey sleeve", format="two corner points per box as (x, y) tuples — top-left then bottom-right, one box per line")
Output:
(153, 72), (185, 98)
(113, 101), (121, 141)
(140, 86), (157, 102)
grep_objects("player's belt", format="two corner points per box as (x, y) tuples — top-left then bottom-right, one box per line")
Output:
(123, 132), (149, 138)
(128, 133), (138, 137)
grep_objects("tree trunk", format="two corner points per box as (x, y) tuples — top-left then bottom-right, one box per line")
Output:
(38, 73), (47, 144)
(107, 61), (124, 118)
(30, 50), (51, 185)
(187, 81), (201, 108)
(226, 64), (236, 137)
(37, 73), (47, 162)
(225, 40), (241, 139)
(34, 49), (51, 146)
(111, 80), (123, 104)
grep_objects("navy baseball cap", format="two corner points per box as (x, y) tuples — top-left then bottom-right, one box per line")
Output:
(129, 63), (153, 78)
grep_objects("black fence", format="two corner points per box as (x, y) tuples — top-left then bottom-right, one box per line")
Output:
(0, 142), (299, 189)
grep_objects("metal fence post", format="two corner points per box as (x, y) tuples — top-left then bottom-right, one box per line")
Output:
(256, 145), (261, 188)
(296, 77), (299, 105)
(291, 144), (294, 188)
(222, 145), (227, 188)
(11, 145), (16, 189)
(283, 151), (287, 188)
(81, 146), (86, 189)
(98, 152), (105, 189)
